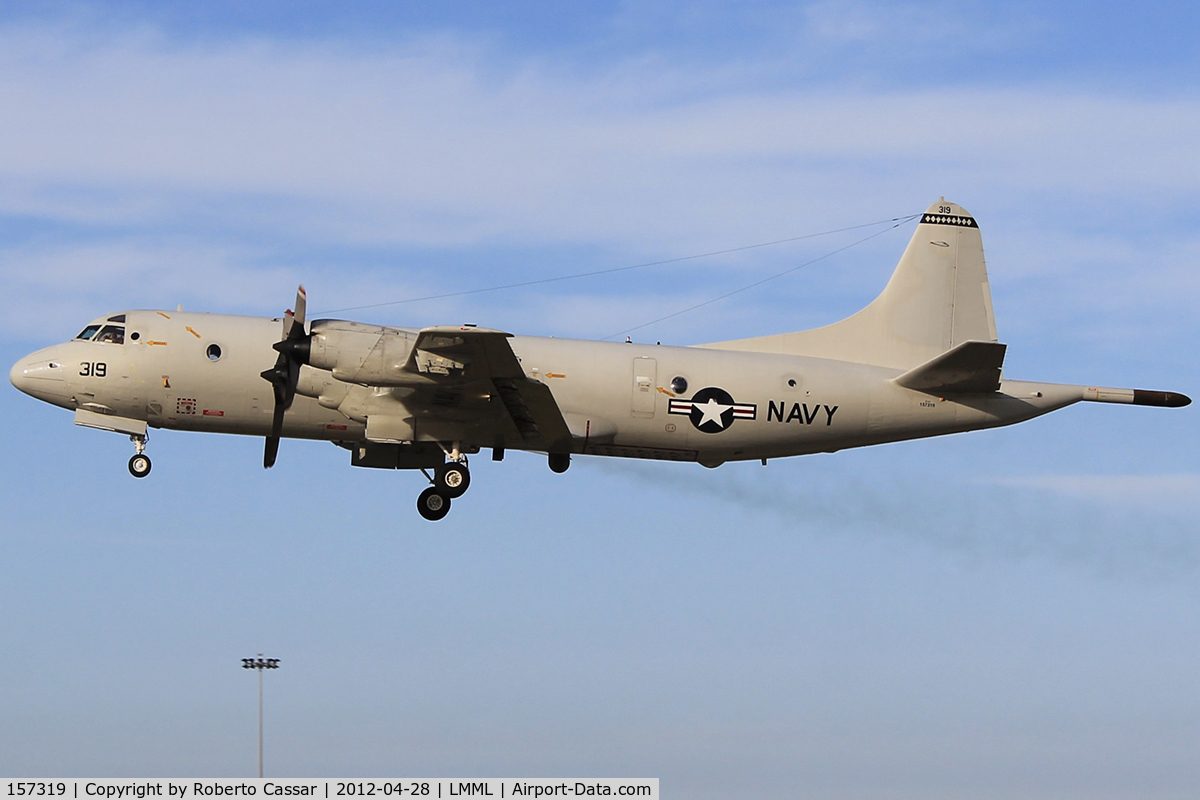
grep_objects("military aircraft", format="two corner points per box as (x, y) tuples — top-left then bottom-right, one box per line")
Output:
(9, 199), (1190, 520)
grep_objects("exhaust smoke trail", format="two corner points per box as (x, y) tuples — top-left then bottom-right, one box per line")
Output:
(587, 459), (1200, 578)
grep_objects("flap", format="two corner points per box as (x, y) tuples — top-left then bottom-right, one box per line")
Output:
(491, 377), (573, 450)
(894, 340), (1007, 394)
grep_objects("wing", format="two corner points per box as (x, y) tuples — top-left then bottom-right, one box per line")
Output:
(403, 326), (573, 451)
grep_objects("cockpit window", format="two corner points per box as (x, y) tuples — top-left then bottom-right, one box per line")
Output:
(93, 325), (125, 344)
(107, 314), (126, 323)
(76, 324), (101, 341)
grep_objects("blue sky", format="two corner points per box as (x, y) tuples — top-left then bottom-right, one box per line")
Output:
(1, 2), (1198, 796)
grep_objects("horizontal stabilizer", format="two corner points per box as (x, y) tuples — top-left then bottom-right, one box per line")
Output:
(894, 340), (1006, 394)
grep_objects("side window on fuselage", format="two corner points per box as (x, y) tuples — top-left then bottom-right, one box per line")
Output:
(93, 325), (125, 344)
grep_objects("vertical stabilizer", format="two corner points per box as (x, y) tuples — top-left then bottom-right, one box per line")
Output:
(700, 200), (999, 370)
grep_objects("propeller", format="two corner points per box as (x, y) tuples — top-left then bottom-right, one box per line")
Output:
(260, 286), (311, 468)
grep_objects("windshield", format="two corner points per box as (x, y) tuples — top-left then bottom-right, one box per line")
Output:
(76, 324), (101, 341)
(93, 325), (125, 344)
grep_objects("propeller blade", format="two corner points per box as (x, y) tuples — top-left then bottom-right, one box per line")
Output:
(279, 287), (307, 341)
(260, 358), (291, 404)
(264, 399), (286, 468)
(261, 285), (312, 469)
(293, 285), (306, 329)
(263, 434), (281, 469)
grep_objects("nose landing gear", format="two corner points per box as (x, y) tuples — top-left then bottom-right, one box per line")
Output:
(127, 434), (151, 478)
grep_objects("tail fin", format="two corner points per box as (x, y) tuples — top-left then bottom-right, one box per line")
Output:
(701, 199), (999, 370)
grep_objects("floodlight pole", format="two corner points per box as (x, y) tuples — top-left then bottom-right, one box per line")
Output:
(258, 665), (263, 776)
(242, 654), (280, 778)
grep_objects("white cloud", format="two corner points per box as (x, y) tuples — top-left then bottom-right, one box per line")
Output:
(2, 21), (1200, 248)
(0, 235), (325, 338)
(2, 19), (1200, 348)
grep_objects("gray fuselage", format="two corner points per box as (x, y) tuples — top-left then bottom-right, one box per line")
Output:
(12, 309), (1082, 467)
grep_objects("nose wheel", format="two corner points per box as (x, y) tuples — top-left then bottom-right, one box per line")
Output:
(128, 434), (151, 478)
(128, 454), (152, 478)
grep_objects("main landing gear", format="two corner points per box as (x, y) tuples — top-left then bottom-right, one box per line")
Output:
(417, 487), (451, 521)
(127, 434), (151, 478)
(412, 448), (571, 521)
(416, 451), (471, 521)
(434, 460), (470, 497)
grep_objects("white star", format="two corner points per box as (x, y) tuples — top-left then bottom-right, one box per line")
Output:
(694, 397), (732, 427)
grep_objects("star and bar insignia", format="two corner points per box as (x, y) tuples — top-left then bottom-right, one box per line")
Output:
(668, 387), (757, 433)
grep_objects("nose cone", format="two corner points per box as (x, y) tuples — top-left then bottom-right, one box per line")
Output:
(10, 346), (72, 406)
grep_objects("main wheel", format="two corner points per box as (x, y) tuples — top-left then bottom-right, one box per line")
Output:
(417, 487), (451, 521)
(434, 461), (470, 498)
(128, 454), (152, 478)
(548, 453), (571, 473)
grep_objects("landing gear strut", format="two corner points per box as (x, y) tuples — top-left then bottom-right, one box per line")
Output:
(128, 434), (151, 478)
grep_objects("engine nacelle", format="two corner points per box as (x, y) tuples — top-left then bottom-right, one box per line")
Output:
(307, 319), (421, 385)
(295, 364), (351, 409)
